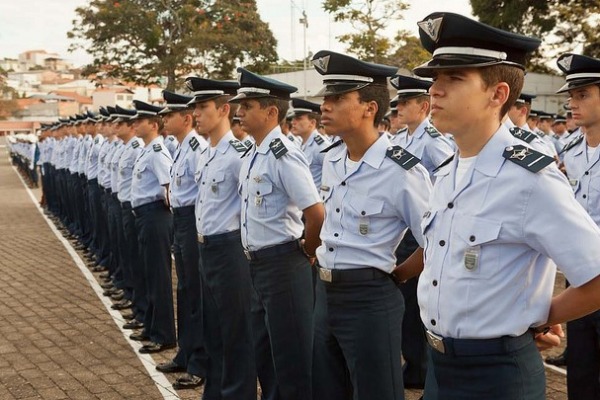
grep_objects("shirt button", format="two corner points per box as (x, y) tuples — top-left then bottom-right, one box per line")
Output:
(329, 247), (334, 252)
(336, 208), (340, 213)
(432, 280), (438, 286)
(242, 223), (246, 227)
(202, 182), (205, 185)
(585, 171), (589, 175)
(244, 199), (247, 203)
(469, 235), (476, 242)
(439, 240), (445, 246)
(361, 211), (366, 215)
(583, 194), (587, 199)
(447, 202), (454, 209)
(431, 319), (436, 326)
(334, 233), (339, 237)
(341, 181), (346, 186)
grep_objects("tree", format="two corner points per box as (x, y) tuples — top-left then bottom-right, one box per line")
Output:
(322, 0), (408, 63)
(386, 31), (431, 72)
(471, 0), (600, 71)
(69, 0), (278, 90)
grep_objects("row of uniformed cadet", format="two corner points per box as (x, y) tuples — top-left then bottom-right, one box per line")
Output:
(37, 11), (600, 400)
(7, 134), (40, 188)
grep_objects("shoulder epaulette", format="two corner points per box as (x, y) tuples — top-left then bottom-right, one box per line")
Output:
(432, 154), (455, 173)
(559, 134), (584, 155)
(269, 138), (288, 159)
(314, 134), (325, 145)
(509, 127), (536, 144)
(94, 137), (100, 144)
(131, 140), (140, 149)
(286, 134), (296, 142)
(189, 137), (200, 151)
(153, 143), (162, 152)
(244, 139), (253, 148)
(320, 139), (344, 153)
(240, 143), (254, 158)
(425, 126), (441, 138)
(229, 139), (247, 153)
(385, 145), (421, 170)
(168, 136), (175, 141)
(502, 144), (554, 173)
(396, 127), (408, 135)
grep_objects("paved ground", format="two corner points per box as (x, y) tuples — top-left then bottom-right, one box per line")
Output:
(0, 139), (568, 400)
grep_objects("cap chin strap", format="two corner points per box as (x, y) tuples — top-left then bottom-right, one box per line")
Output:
(433, 46), (508, 60)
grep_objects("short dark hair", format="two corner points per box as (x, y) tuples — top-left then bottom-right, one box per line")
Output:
(257, 97), (290, 123)
(478, 65), (524, 120)
(357, 84), (390, 127)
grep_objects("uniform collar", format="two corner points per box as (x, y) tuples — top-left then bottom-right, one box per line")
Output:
(328, 132), (389, 170)
(147, 135), (163, 148)
(305, 129), (320, 145)
(571, 135), (586, 156)
(180, 129), (198, 150)
(412, 118), (430, 139)
(216, 130), (235, 154)
(472, 124), (515, 177)
(256, 126), (283, 154)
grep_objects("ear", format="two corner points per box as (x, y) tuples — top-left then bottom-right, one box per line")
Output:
(491, 82), (510, 109)
(364, 100), (379, 120)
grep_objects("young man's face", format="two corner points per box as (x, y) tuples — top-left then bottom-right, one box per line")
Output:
(115, 121), (128, 139)
(162, 111), (186, 136)
(236, 100), (270, 136)
(193, 101), (224, 135)
(133, 118), (153, 139)
(429, 68), (492, 136)
(320, 91), (369, 136)
(396, 97), (425, 126)
(291, 114), (315, 136)
(568, 85), (600, 129)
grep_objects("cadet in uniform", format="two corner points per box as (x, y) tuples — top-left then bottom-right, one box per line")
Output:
(129, 100), (176, 354)
(230, 68), (324, 400)
(289, 98), (331, 188)
(156, 90), (208, 389)
(557, 53), (600, 400)
(310, 51), (431, 400)
(393, 12), (600, 399)
(187, 76), (257, 399)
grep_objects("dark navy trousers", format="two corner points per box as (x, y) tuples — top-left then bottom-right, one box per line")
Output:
(250, 248), (313, 400)
(134, 201), (175, 345)
(312, 273), (405, 400)
(199, 230), (256, 400)
(121, 202), (147, 323)
(567, 310), (600, 399)
(171, 206), (207, 377)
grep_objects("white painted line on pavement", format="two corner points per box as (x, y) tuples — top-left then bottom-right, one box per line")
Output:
(11, 165), (180, 400)
(544, 362), (567, 376)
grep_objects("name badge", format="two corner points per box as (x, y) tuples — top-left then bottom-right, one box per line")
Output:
(176, 177), (181, 186)
(255, 195), (263, 206)
(359, 216), (368, 236)
(136, 172), (142, 179)
(569, 179), (578, 187)
(464, 246), (480, 271)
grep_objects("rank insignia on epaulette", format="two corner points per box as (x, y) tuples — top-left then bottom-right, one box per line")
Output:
(314, 135), (325, 145)
(229, 139), (247, 153)
(320, 139), (343, 153)
(153, 144), (162, 152)
(559, 134), (584, 155)
(244, 139), (253, 148)
(386, 145), (421, 170)
(269, 138), (288, 159)
(190, 137), (200, 151)
(132, 141), (140, 149)
(94, 137), (100, 144)
(425, 126), (441, 138)
(509, 127), (535, 144)
(502, 145), (554, 173)
(168, 136), (175, 141)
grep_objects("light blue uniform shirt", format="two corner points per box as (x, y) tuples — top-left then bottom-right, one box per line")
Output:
(110, 140), (126, 193)
(239, 127), (321, 250)
(564, 135), (600, 226)
(316, 134), (431, 273)
(301, 130), (331, 189)
(195, 131), (245, 236)
(169, 130), (206, 208)
(418, 125), (600, 339)
(78, 135), (92, 175)
(68, 136), (81, 173)
(117, 137), (144, 203)
(100, 139), (119, 188)
(131, 136), (173, 208)
(86, 135), (104, 180)
(165, 135), (179, 158)
(97, 139), (112, 188)
(391, 119), (454, 177)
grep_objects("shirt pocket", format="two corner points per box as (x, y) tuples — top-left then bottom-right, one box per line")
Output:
(348, 195), (384, 236)
(174, 161), (188, 186)
(134, 165), (147, 180)
(454, 214), (501, 279)
(207, 171), (226, 196)
(319, 185), (333, 203)
(253, 181), (273, 217)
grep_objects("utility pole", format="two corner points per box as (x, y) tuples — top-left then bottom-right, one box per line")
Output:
(299, 10), (308, 99)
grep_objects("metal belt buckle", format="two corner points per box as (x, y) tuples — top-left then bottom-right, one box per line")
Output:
(426, 330), (446, 354)
(318, 267), (333, 282)
(243, 249), (251, 261)
(131, 210), (137, 217)
(197, 234), (205, 244)
(170, 207), (174, 214)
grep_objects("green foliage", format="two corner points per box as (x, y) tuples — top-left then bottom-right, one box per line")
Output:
(387, 31), (431, 71)
(69, 0), (278, 89)
(322, 0), (408, 63)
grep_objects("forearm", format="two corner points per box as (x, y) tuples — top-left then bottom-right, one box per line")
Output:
(392, 247), (424, 282)
(302, 203), (324, 256)
(545, 274), (600, 326)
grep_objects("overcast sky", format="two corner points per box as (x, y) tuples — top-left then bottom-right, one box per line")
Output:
(0, 0), (472, 67)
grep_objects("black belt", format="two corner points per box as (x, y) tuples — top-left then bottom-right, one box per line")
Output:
(316, 264), (390, 283)
(426, 330), (534, 356)
(244, 240), (301, 261)
(111, 192), (119, 200)
(104, 188), (112, 194)
(197, 230), (241, 245)
(171, 205), (195, 217)
(121, 201), (132, 209)
(88, 178), (98, 184)
(132, 200), (167, 217)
